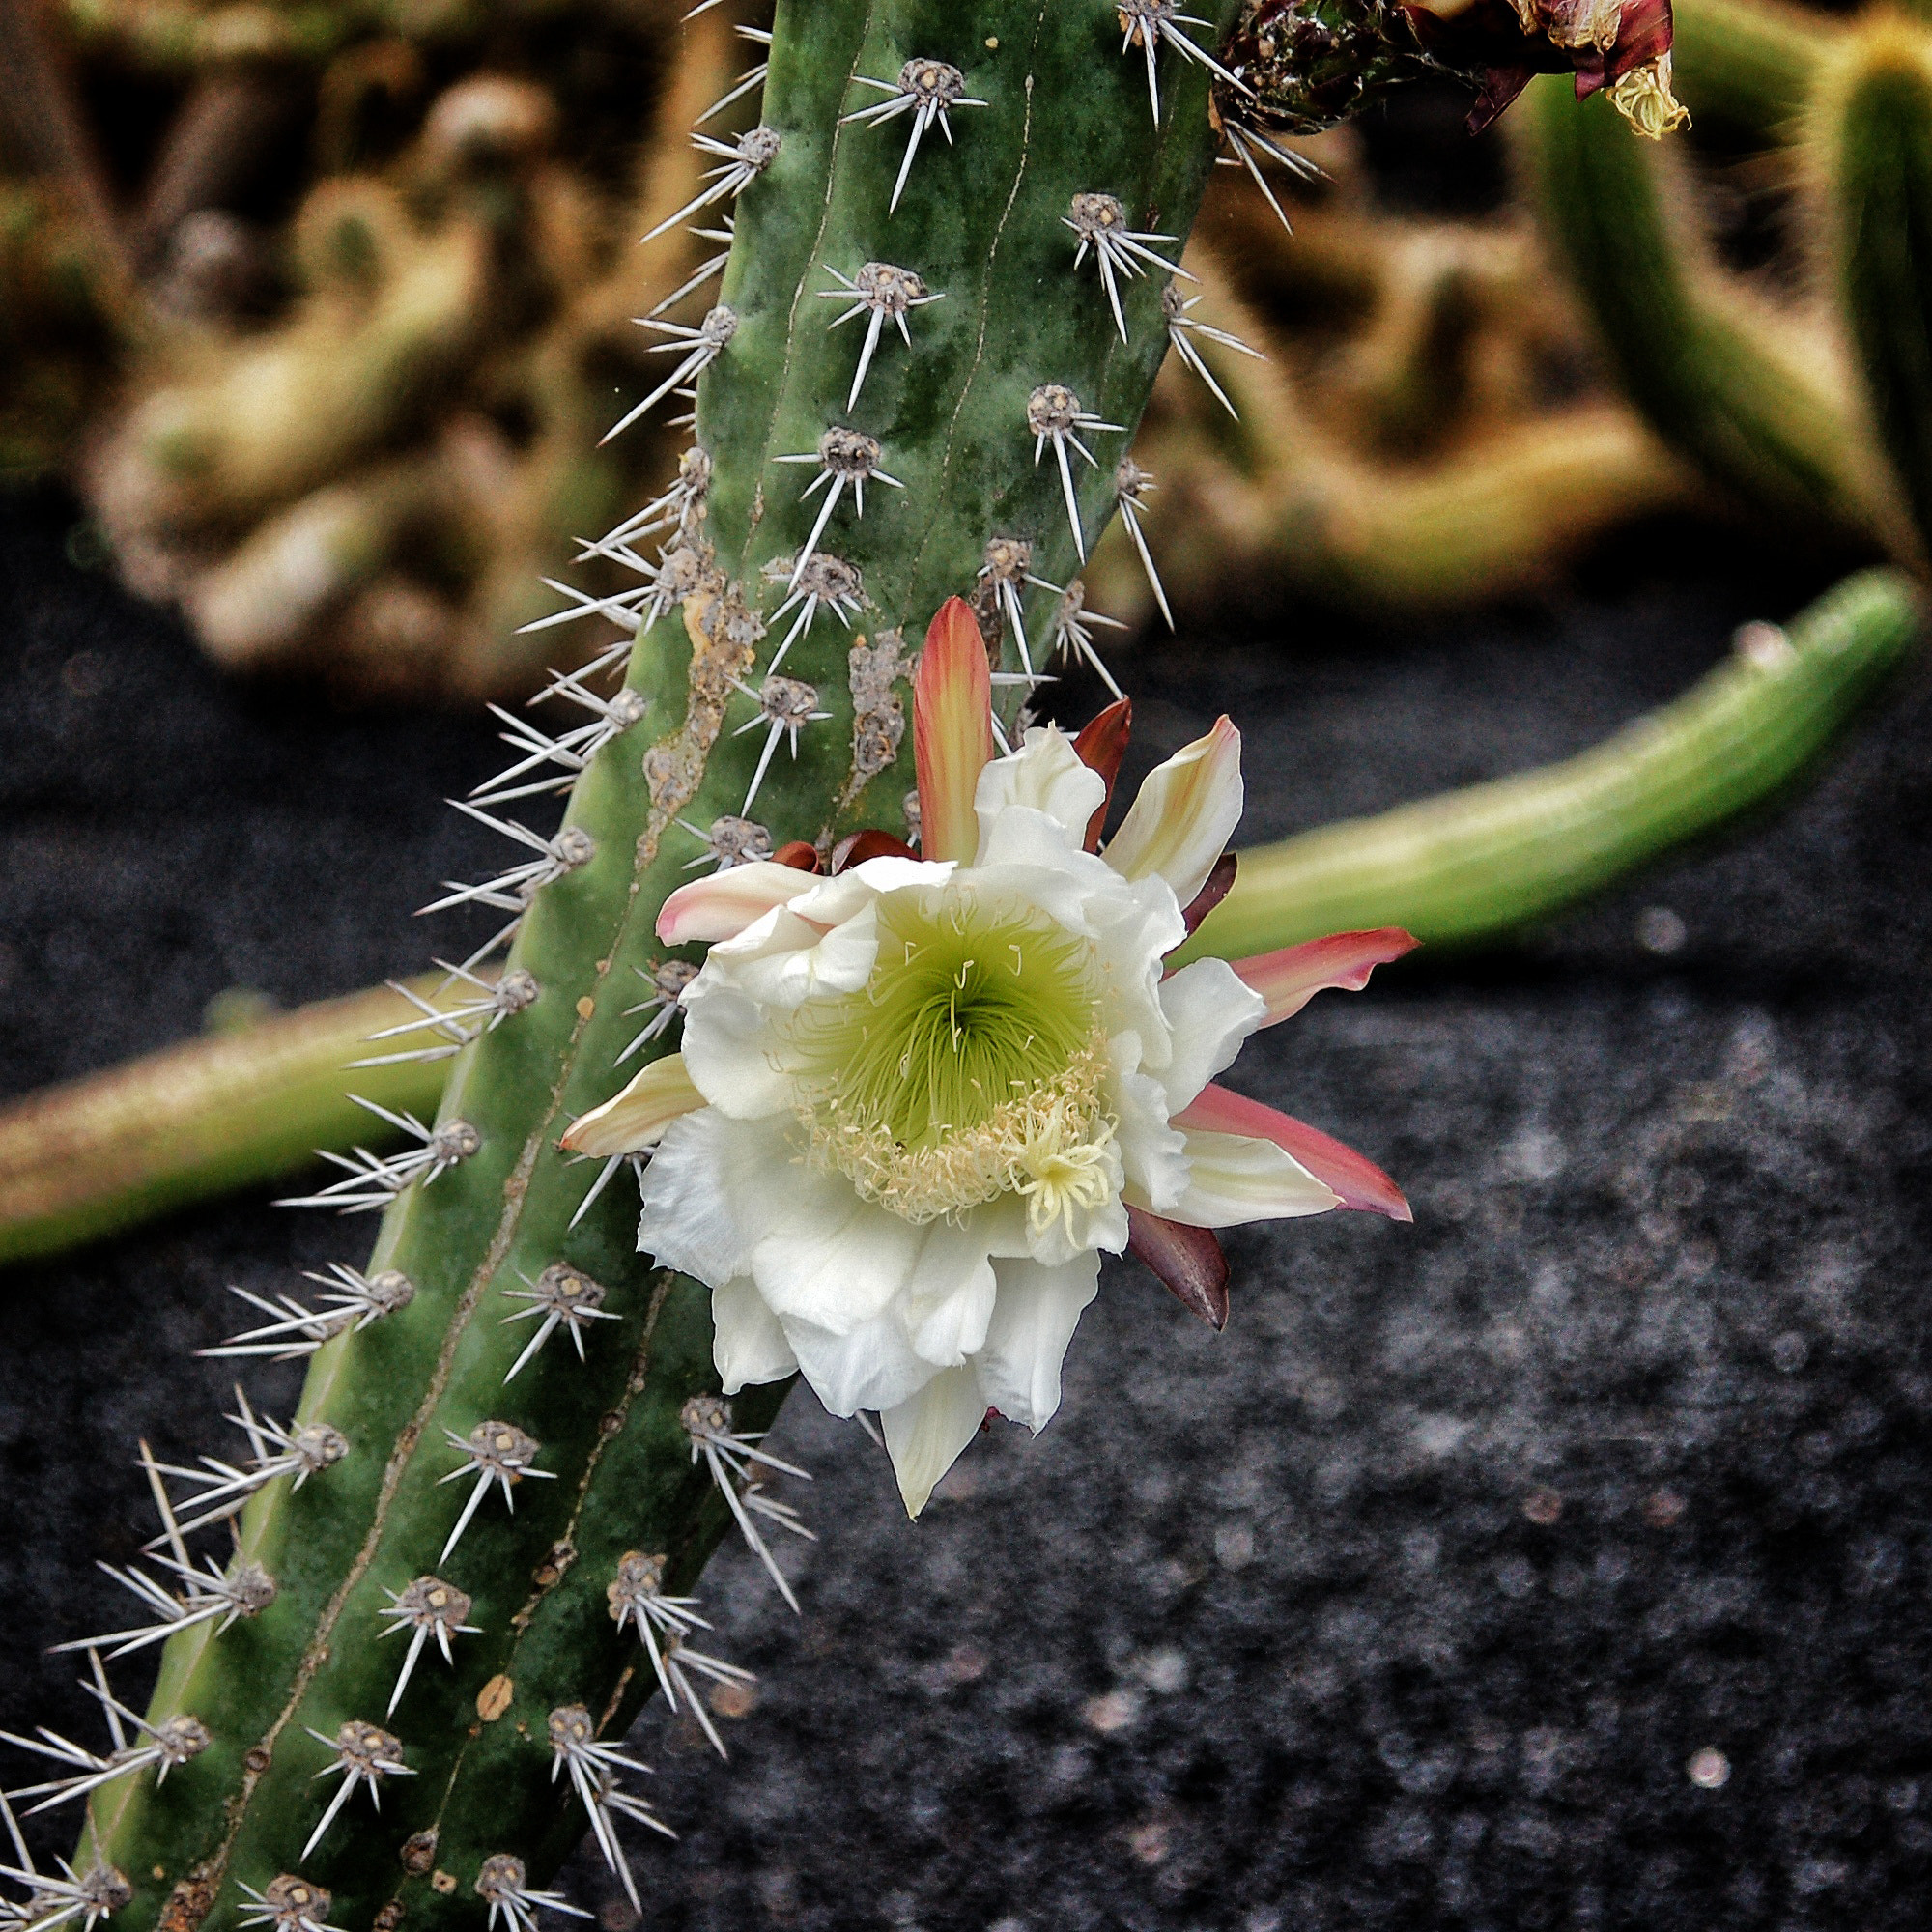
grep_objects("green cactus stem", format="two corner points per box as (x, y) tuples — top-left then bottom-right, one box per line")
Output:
(1179, 567), (1920, 965)
(0, 979), (449, 1268)
(6, 567), (1915, 1274)
(1826, 14), (1932, 567)
(1521, 71), (1889, 555)
(55, 3), (1254, 1923)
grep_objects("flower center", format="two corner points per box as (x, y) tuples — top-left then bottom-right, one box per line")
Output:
(792, 889), (1116, 1224)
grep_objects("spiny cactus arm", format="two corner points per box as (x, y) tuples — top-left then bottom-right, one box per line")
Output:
(1827, 14), (1932, 571)
(66, 2), (1249, 1922)
(696, 2), (1233, 665)
(1178, 568), (1920, 965)
(1520, 73), (1888, 554)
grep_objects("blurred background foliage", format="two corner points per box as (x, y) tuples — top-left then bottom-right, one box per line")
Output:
(2, 0), (1922, 701)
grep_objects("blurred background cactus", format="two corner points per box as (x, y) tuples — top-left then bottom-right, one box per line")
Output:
(2, 0), (748, 693)
(6, 0), (1925, 697)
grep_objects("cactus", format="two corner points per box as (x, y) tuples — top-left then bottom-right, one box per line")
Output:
(17, 2), (1324, 1921)
(0, 979), (451, 1267)
(1180, 567), (1922, 963)
(7, 558), (1915, 1272)
(1672, 0), (1831, 138)
(1526, 4), (1932, 575)
(1520, 69), (1887, 553)
(1826, 17), (1932, 562)
(50, 1), (1917, 1920)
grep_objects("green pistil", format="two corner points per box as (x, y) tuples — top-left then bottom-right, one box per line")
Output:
(804, 890), (1096, 1150)
(793, 887), (1111, 1224)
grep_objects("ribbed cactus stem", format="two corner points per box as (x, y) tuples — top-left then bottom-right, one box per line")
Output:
(1826, 14), (1932, 569)
(63, 3), (1244, 1923)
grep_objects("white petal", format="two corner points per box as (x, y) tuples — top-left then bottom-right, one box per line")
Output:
(974, 1253), (1100, 1433)
(898, 1216), (1000, 1366)
(1156, 957), (1266, 1111)
(971, 809), (1093, 878)
(709, 898), (881, 1007)
(1086, 875), (1187, 1049)
(781, 1306), (931, 1416)
(712, 1277), (799, 1392)
(968, 1190), (1046, 1262)
(658, 863), (816, 946)
(1103, 716), (1242, 906)
(1106, 1044), (1191, 1214)
(559, 1051), (705, 1155)
(1164, 1128), (1341, 1229)
(881, 1366), (988, 1518)
(637, 1110), (794, 1285)
(974, 726), (1106, 853)
(734, 862), (900, 951)
(777, 1214), (997, 1416)
(750, 1183), (923, 1333)
(677, 981), (794, 1118)
(831, 853), (952, 899)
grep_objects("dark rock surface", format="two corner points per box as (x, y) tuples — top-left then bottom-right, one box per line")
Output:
(3, 485), (1930, 1930)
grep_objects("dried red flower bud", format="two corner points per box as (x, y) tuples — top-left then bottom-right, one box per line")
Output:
(1219, 0), (1684, 139)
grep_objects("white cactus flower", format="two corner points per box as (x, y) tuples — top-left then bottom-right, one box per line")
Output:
(566, 599), (1411, 1515)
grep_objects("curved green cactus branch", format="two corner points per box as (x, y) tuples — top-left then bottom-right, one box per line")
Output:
(4, 567), (1917, 1273)
(1670, 0), (1833, 142)
(0, 979), (449, 1268)
(1179, 568), (1920, 965)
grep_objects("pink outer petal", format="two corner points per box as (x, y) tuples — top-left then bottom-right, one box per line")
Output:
(1231, 928), (1418, 1027)
(657, 861), (818, 945)
(914, 596), (995, 866)
(1174, 1083), (1411, 1222)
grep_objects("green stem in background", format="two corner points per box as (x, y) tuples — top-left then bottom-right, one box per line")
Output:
(8, 569), (1915, 1276)
(1669, 0), (1833, 141)
(1179, 568), (1919, 964)
(0, 979), (447, 1266)
(1828, 14), (1932, 565)
(1522, 71), (1885, 555)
